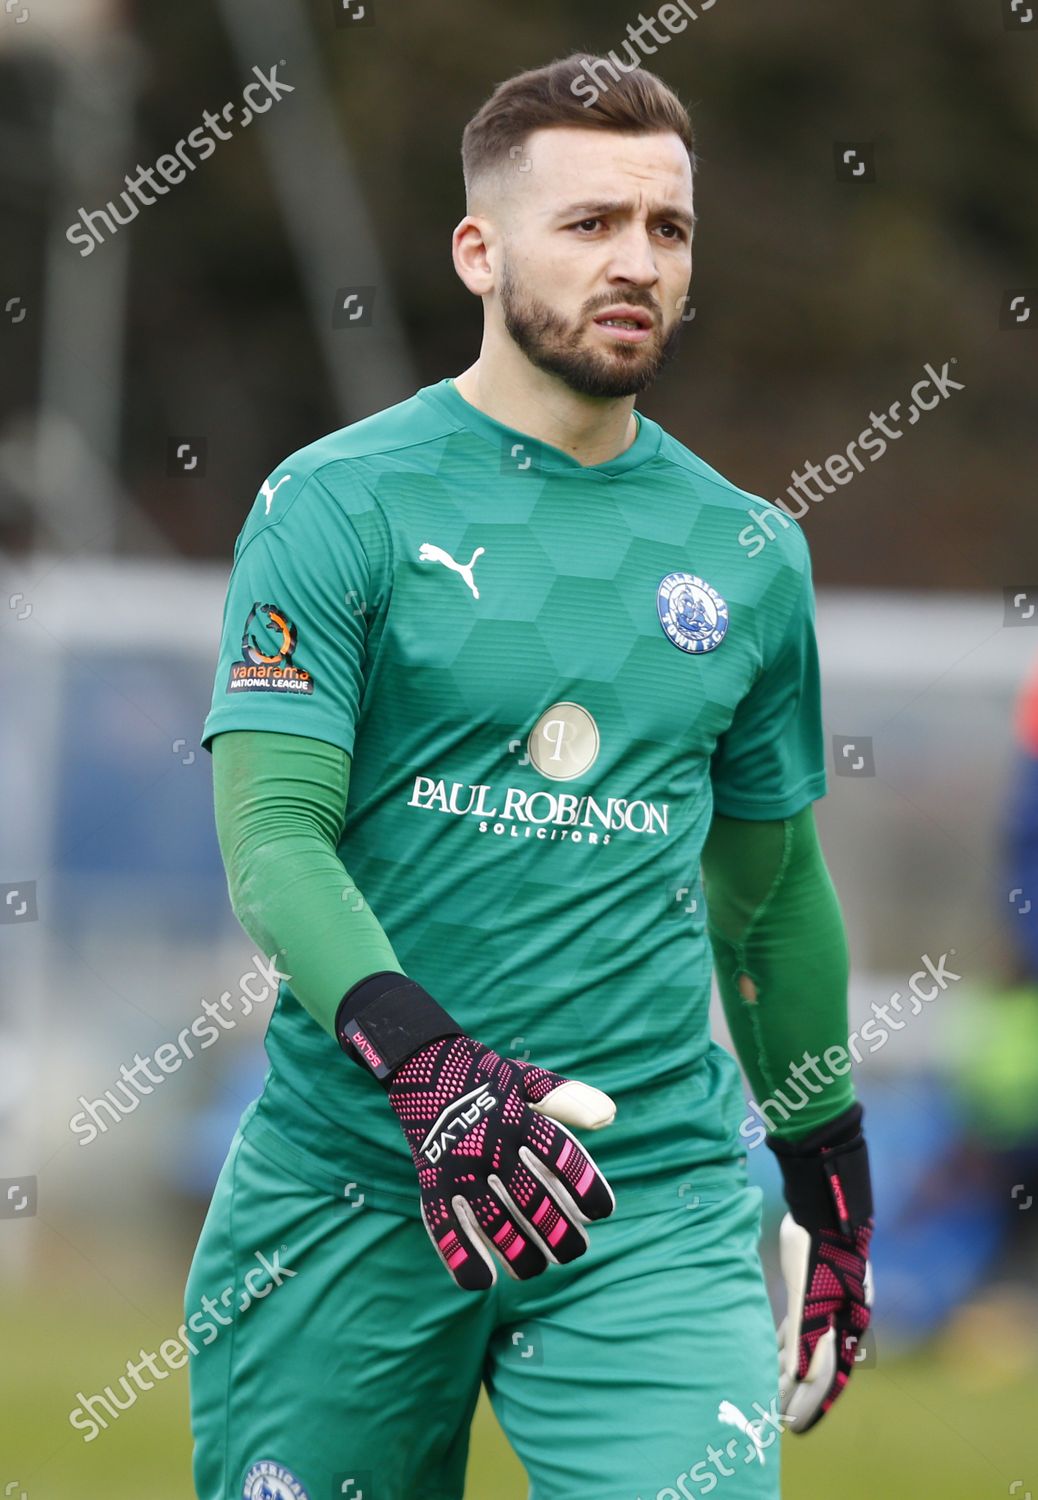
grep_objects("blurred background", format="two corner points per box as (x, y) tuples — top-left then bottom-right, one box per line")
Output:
(2, 0), (1038, 1496)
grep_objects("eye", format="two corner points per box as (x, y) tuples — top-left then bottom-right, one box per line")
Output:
(656, 223), (687, 241)
(571, 218), (604, 233)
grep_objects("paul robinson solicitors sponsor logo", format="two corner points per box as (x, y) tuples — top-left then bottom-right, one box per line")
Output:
(406, 776), (669, 842)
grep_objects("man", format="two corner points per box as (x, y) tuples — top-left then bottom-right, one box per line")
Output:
(188, 53), (873, 1500)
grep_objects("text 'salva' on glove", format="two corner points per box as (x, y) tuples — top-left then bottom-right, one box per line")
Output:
(766, 1101), (874, 1433)
(336, 971), (616, 1291)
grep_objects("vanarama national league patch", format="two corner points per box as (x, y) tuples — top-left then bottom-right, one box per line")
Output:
(227, 602), (315, 695)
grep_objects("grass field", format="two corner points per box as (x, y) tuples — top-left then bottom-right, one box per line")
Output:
(4, 1277), (1034, 1499)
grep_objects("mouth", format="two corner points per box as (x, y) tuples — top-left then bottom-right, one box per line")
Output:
(591, 306), (654, 344)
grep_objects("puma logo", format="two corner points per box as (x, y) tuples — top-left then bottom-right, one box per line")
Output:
(418, 542), (485, 599)
(717, 1400), (767, 1464)
(261, 474), (292, 514)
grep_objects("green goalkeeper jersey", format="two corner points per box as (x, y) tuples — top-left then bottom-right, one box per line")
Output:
(201, 378), (827, 1209)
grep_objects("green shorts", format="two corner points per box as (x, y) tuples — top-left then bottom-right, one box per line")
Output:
(186, 1113), (781, 1500)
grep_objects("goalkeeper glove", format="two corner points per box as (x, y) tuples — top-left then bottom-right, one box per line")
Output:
(336, 971), (616, 1291)
(766, 1101), (874, 1432)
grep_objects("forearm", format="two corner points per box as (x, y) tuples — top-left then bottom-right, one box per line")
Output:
(702, 805), (855, 1140)
(212, 729), (404, 1037)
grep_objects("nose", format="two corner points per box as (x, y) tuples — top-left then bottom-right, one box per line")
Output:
(605, 224), (661, 289)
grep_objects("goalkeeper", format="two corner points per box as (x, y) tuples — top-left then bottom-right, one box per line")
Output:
(186, 52), (873, 1500)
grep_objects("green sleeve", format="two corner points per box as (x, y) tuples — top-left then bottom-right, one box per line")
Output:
(211, 728), (404, 1038)
(709, 531), (827, 820)
(701, 804), (855, 1141)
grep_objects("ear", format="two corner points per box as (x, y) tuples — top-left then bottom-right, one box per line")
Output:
(452, 215), (497, 297)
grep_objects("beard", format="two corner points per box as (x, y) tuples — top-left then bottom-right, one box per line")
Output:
(499, 260), (685, 399)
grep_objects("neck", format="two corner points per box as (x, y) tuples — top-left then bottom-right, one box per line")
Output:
(452, 345), (639, 467)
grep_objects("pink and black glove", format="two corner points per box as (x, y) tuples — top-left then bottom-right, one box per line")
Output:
(767, 1102), (874, 1432)
(336, 971), (616, 1291)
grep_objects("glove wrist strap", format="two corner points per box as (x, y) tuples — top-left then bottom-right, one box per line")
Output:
(335, 970), (463, 1084)
(767, 1101), (873, 1236)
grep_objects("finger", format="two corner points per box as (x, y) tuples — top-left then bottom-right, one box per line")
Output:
(513, 1062), (616, 1130)
(468, 1185), (551, 1281)
(529, 1077), (616, 1131)
(778, 1214), (812, 1380)
(779, 1217), (850, 1380)
(494, 1158), (590, 1266)
(521, 1114), (616, 1222)
(778, 1211), (839, 1433)
(420, 1196), (497, 1293)
(834, 1294), (872, 1380)
(783, 1300), (871, 1432)
(781, 1325), (838, 1433)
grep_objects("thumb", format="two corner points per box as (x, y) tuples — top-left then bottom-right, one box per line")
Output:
(529, 1076), (617, 1131)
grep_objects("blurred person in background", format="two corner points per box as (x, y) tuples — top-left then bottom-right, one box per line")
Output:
(912, 654), (1038, 1378)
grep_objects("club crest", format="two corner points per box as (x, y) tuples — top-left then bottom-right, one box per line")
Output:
(657, 572), (729, 655)
(241, 1460), (310, 1499)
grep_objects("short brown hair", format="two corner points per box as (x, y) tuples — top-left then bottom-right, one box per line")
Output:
(462, 53), (696, 202)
